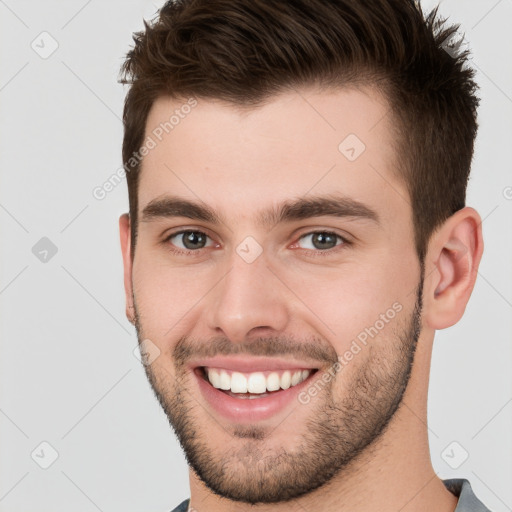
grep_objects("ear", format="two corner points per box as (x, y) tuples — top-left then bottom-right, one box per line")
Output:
(423, 207), (484, 330)
(119, 213), (135, 325)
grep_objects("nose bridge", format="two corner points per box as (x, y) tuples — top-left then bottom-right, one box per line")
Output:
(207, 248), (289, 341)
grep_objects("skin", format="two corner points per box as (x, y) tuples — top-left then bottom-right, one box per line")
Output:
(119, 86), (483, 512)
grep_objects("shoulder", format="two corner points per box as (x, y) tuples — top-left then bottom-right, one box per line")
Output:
(444, 479), (494, 512)
(169, 498), (190, 512)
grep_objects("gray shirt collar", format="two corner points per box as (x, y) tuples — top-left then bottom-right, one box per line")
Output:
(444, 478), (492, 512)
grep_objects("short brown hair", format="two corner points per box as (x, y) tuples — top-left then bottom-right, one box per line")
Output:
(119, 0), (479, 263)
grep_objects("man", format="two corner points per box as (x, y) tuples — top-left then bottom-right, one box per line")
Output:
(118, 0), (492, 510)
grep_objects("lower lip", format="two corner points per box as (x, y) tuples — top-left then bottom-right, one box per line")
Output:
(194, 368), (317, 423)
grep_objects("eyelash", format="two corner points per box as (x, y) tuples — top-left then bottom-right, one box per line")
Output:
(162, 229), (352, 258)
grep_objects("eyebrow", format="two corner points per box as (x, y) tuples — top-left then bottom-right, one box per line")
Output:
(140, 194), (380, 228)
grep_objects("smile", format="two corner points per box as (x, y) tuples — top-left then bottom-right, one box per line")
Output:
(201, 367), (316, 398)
(193, 361), (320, 423)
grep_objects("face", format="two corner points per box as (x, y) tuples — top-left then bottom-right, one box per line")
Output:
(125, 87), (425, 503)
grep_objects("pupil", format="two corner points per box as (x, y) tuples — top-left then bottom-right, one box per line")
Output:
(313, 232), (337, 249)
(183, 231), (206, 249)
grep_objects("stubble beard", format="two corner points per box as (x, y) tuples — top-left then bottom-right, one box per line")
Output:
(133, 273), (423, 504)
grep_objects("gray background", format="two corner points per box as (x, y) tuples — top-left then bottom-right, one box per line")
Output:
(0, 0), (511, 510)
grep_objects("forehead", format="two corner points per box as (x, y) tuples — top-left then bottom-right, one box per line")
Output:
(138, 86), (409, 228)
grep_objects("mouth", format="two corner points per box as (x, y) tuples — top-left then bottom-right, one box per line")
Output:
(195, 366), (319, 399)
(192, 363), (321, 423)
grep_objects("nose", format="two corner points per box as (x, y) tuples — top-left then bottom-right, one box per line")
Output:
(206, 251), (290, 343)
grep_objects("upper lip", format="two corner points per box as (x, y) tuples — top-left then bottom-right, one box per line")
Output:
(190, 356), (321, 373)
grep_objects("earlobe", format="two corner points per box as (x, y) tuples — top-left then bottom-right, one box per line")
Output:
(119, 213), (135, 325)
(424, 207), (484, 330)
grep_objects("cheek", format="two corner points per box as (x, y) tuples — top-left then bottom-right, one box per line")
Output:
(287, 256), (414, 352)
(132, 258), (213, 335)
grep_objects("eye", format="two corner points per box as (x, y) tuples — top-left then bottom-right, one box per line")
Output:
(296, 231), (345, 251)
(166, 230), (215, 251)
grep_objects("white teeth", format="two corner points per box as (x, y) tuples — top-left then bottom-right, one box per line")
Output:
(205, 367), (312, 394)
(230, 372), (248, 393)
(291, 370), (302, 386)
(207, 368), (221, 388)
(280, 370), (291, 389)
(219, 370), (231, 390)
(247, 372), (267, 393)
(266, 372), (281, 391)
